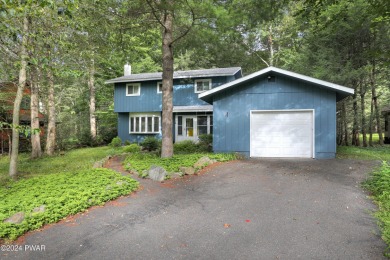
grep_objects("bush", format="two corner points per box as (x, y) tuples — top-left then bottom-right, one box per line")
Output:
(123, 144), (141, 153)
(140, 137), (159, 151)
(109, 136), (122, 147)
(174, 140), (200, 154)
(198, 134), (213, 152)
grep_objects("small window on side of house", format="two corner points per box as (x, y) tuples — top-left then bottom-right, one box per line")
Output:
(194, 79), (212, 93)
(157, 82), (163, 93)
(126, 83), (140, 96)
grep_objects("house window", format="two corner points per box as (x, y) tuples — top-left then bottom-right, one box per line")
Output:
(130, 113), (160, 134)
(126, 83), (140, 96)
(177, 116), (183, 136)
(195, 79), (212, 93)
(157, 82), (162, 93)
(197, 115), (213, 135)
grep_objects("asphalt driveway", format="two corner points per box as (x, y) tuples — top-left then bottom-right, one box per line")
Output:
(1, 159), (387, 259)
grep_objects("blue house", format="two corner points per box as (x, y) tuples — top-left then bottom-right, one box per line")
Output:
(107, 66), (354, 159)
(106, 66), (242, 144)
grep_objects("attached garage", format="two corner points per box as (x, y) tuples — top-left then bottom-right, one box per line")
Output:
(199, 67), (354, 159)
(250, 110), (314, 158)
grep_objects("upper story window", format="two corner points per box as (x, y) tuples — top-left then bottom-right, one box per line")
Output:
(157, 82), (162, 93)
(126, 83), (140, 96)
(194, 79), (212, 93)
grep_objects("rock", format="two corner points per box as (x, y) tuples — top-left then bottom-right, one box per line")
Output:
(148, 166), (167, 182)
(4, 212), (25, 224)
(193, 156), (214, 168)
(32, 205), (46, 214)
(171, 172), (182, 179)
(93, 160), (103, 168)
(116, 181), (128, 186)
(180, 166), (195, 175)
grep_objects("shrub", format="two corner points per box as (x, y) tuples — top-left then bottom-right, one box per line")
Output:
(198, 134), (213, 152)
(123, 144), (141, 153)
(109, 136), (122, 147)
(174, 140), (200, 154)
(124, 140), (131, 146)
(140, 137), (159, 151)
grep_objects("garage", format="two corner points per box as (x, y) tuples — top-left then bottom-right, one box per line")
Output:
(250, 110), (314, 158)
(199, 67), (354, 159)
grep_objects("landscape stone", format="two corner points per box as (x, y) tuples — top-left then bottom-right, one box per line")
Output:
(180, 166), (195, 175)
(32, 205), (46, 214)
(148, 166), (167, 182)
(193, 156), (214, 168)
(170, 172), (182, 179)
(4, 212), (25, 224)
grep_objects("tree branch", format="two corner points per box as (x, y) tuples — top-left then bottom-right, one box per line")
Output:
(171, 0), (196, 45)
(145, 0), (167, 30)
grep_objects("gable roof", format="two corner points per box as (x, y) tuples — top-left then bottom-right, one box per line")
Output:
(199, 66), (354, 103)
(105, 67), (242, 84)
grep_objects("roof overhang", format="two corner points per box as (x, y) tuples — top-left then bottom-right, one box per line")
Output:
(173, 105), (213, 113)
(199, 66), (355, 103)
(105, 67), (242, 84)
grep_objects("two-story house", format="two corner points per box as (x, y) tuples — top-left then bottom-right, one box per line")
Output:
(106, 66), (242, 144)
(107, 66), (355, 159)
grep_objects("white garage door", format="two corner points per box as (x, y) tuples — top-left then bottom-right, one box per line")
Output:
(250, 110), (314, 158)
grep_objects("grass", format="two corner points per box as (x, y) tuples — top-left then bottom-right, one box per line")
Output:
(337, 145), (390, 161)
(362, 162), (390, 257)
(0, 146), (138, 241)
(0, 146), (124, 186)
(124, 152), (237, 177)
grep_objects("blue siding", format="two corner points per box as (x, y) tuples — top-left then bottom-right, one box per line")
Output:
(212, 74), (337, 158)
(114, 76), (230, 112)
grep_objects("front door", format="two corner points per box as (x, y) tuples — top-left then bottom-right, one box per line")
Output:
(176, 115), (197, 142)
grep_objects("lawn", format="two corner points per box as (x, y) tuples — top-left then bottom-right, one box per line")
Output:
(0, 146), (139, 241)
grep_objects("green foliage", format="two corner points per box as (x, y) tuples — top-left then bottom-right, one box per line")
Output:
(124, 152), (237, 175)
(198, 134), (213, 152)
(123, 144), (141, 153)
(337, 146), (390, 161)
(140, 137), (159, 151)
(0, 146), (126, 186)
(362, 162), (390, 256)
(109, 136), (122, 147)
(174, 140), (201, 154)
(0, 168), (138, 240)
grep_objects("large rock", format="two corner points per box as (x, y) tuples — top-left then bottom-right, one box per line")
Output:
(32, 205), (46, 214)
(180, 166), (195, 175)
(193, 156), (214, 168)
(148, 166), (167, 182)
(4, 212), (25, 224)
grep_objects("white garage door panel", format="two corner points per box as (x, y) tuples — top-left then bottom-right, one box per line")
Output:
(250, 110), (313, 158)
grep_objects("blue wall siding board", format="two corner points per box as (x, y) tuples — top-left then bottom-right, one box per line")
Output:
(114, 76), (230, 112)
(212, 75), (337, 158)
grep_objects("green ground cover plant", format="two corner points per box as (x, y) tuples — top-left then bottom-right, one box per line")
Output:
(0, 168), (138, 240)
(337, 146), (390, 161)
(362, 162), (390, 257)
(124, 152), (236, 175)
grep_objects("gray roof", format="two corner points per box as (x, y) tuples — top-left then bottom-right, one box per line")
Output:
(105, 67), (242, 84)
(199, 66), (354, 103)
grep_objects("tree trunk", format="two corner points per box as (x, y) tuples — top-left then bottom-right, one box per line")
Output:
(368, 93), (374, 146)
(160, 7), (174, 158)
(351, 88), (359, 146)
(31, 66), (42, 158)
(88, 59), (97, 141)
(45, 69), (56, 155)
(268, 24), (274, 67)
(9, 16), (29, 178)
(370, 63), (384, 145)
(342, 100), (349, 146)
(359, 80), (367, 147)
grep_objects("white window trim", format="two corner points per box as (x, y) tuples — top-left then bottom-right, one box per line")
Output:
(157, 82), (162, 94)
(194, 79), (212, 93)
(126, 83), (141, 96)
(129, 112), (161, 134)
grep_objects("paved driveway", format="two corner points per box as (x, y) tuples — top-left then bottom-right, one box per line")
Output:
(1, 159), (387, 259)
